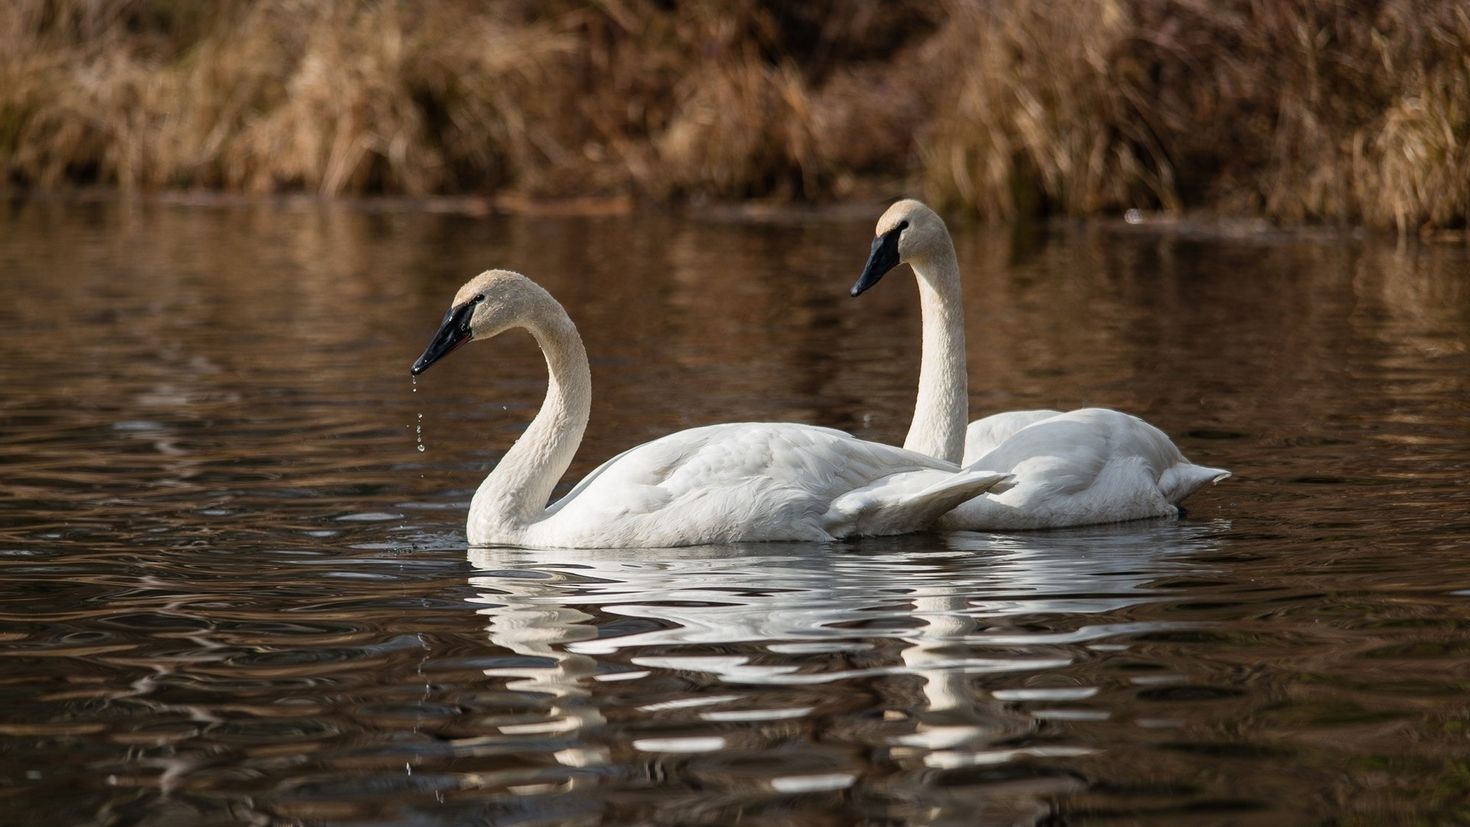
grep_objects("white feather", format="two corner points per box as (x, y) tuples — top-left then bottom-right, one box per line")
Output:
(946, 408), (1229, 529)
(514, 422), (1009, 548)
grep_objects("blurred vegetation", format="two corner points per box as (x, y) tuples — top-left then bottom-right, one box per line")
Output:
(2, 0), (1468, 231)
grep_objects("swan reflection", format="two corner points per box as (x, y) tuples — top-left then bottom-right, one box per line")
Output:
(466, 521), (1225, 822)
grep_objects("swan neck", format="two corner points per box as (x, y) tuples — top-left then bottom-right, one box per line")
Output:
(904, 241), (968, 464)
(477, 306), (591, 528)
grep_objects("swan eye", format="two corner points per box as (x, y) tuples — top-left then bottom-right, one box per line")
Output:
(461, 297), (485, 329)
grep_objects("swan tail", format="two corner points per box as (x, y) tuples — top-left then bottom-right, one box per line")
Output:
(825, 469), (1013, 538)
(1159, 462), (1230, 505)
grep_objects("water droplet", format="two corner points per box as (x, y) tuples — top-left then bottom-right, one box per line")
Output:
(414, 410), (426, 453)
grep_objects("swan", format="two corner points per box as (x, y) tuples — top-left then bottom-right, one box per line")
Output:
(848, 200), (1229, 530)
(409, 269), (1012, 548)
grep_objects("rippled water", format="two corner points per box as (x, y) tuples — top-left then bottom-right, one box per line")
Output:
(2, 198), (1468, 825)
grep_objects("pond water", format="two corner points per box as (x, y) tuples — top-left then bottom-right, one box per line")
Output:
(2, 198), (1467, 826)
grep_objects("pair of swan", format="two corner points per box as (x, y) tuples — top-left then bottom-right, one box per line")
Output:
(410, 201), (1226, 548)
(410, 271), (1012, 547)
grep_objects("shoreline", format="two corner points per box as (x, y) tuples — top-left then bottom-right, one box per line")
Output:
(9, 188), (1460, 245)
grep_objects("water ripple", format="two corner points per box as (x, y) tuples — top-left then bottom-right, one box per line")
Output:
(4, 202), (1470, 824)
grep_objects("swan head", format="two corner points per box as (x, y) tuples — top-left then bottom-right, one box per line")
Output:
(850, 199), (947, 296)
(410, 270), (544, 375)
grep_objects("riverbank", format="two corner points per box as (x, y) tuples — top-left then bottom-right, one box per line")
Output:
(4, 1), (1467, 233)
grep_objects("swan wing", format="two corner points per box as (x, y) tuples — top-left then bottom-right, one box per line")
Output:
(568, 422), (953, 499)
(542, 423), (981, 546)
(825, 466), (1013, 537)
(1003, 409), (1228, 504)
(967, 409), (1130, 497)
(949, 408), (1229, 529)
(962, 409), (1062, 465)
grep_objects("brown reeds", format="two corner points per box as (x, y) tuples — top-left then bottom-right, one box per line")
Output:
(3, 0), (1468, 231)
(922, 0), (1470, 231)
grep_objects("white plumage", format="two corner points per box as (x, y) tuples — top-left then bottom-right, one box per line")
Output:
(523, 421), (1008, 547)
(411, 270), (1010, 549)
(950, 407), (1230, 529)
(852, 200), (1229, 529)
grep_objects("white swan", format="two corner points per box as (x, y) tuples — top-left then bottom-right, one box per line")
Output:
(849, 200), (1229, 530)
(410, 269), (1012, 548)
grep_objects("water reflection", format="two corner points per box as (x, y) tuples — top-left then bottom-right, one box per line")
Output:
(468, 521), (1224, 823)
(4, 200), (1470, 824)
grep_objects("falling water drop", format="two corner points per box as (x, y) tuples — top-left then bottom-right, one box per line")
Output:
(412, 377), (426, 453)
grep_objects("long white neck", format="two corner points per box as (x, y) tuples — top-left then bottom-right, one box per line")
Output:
(903, 238), (968, 464)
(471, 303), (591, 535)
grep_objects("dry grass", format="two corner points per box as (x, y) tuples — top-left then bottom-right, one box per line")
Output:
(920, 0), (1179, 219)
(0, 1), (579, 194)
(3, 0), (1469, 231)
(923, 0), (1470, 231)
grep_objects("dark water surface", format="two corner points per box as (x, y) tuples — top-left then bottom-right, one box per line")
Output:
(2, 199), (1468, 826)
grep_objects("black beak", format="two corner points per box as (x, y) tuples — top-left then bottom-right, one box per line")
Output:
(411, 299), (479, 375)
(850, 226), (904, 297)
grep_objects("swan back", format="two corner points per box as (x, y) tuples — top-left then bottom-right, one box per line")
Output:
(520, 422), (1008, 548)
(962, 410), (1063, 465)
(968, 410), (1180, 490)
(951, 408), (1230, 529)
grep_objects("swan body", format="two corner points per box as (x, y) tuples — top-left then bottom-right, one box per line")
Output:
(851, 200), (1228, 530)
(949, 407), (1229, 529)
(411, 270), (1011, 549)
(503, 421), (1008, 548)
